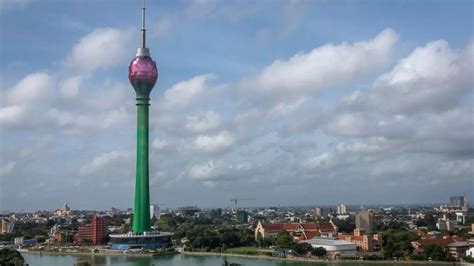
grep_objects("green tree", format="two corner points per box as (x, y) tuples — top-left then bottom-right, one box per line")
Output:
(0, 249), (25, 266)
(275, 231), (294, 249)
(293, 242), (313, 256)
(311, 247), (327, 257)
(381, 229), (418, 259)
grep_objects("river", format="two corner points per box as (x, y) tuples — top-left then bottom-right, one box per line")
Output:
(22, 253), (457, 266)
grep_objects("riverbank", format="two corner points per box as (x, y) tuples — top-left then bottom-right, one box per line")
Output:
(181, 251), (469, 265)
(20, 249), (176, 258)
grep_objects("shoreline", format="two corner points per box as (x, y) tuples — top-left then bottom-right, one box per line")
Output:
(20, 249), (469, 265)
(181, 251), (463, 265)
(20, 250), (466, 266)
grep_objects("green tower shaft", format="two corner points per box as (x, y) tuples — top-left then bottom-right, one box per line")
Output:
(132, 97), (151, 233)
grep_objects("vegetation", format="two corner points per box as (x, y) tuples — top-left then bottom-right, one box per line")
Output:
(0, 249), (25, 266)
(381, 228), (418, 259)
(411, 244), (454, 261)
(331, 216), (355, 233)
(163, 216), (256, 252)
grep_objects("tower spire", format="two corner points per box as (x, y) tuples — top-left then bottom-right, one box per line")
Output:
(136, 0), (150, 56)
(141, 0), (146, 49)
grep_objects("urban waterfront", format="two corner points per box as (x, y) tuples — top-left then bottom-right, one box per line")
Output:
(22, 253), (456, 266)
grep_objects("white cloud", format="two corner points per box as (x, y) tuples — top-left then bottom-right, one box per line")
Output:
(0, 105), (30, 128)
(304, 152), (333, 169)
(189, 160), (219, 180)
(152, 138), (169, 150)
(246, 28), (398, 95)
(185, 111), (221, 133)
(336, 137), (388, 154)
(372, 40), (473, 113)
(79, 151), (131, 175)
(194, 131), (235, 153)
(6, 73), (51, 104)
(65, 28), (133, 73)
(60, 76), (82, 98)
(160, 74), (215, 110)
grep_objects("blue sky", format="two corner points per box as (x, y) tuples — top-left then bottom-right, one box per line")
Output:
(1, 0), (473, 211)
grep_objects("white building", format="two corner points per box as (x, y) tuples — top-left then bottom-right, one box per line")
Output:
(466, 247), (474, 258)
(302, 237), (357, 256)
(150, 204), (161, 220)
(337, 205), (347, 215)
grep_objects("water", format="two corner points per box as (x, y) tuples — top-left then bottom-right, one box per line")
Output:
(22, 253), (454, 266)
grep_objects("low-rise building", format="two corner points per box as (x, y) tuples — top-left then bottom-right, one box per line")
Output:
(337, 228), (382, 251)
(447, 241), (469, 259)
(255, 221), (337, 241)
(302, 237), (357, 258)
(411, 236), (464, 253)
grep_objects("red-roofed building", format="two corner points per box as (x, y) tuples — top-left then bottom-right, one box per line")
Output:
(337, 229), (382, 251)
(255, 221), (337, 241)
(411, 236), (464, 253)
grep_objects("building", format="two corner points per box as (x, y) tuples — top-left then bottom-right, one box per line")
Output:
(336, 205), (347, 215)
(0, 218), (14, 234)
(236, 210), (248, 223)
(356, 210), (374, 234)
(411, 236), (464, 253)
(447, 241), (469, 259)
(255, 221), (337, 241)
(54, 203), (72, 217)
(73, 215), (105, 245)
(150, 204), (160, 220)
(302, 238), (357, 258)
(450, 196), (465, 208)
(436, 215), (457, 232)
(466, 247), (474, 258)
(337, 228), (382, 251)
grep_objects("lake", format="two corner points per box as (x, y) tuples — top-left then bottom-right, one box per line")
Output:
(22, 253), (455, 266)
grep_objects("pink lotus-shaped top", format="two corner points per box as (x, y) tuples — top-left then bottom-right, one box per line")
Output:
(128, 56), (158, 92)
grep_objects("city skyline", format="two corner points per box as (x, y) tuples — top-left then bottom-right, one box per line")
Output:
(1, 0), (473, 211)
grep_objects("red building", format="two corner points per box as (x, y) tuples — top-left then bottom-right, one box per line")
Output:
(74, 215), (106, 245)
(255, 221), (338, 241)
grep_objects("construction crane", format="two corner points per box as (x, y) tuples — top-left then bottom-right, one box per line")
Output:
(230, 197), (256, 209)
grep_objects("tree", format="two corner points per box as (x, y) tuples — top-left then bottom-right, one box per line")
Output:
(293, 242), (313, 256)
(423, 244), (452, 261)
(382, 229), (418, 259)
(311, 246), (327, 257)
(0, 249), (25, 266)
(275, 231), (294, 249)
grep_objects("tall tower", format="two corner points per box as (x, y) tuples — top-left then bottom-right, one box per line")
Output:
(128, 0), (158, 234)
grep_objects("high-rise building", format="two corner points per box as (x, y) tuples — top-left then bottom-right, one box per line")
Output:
(73, 215), (105, 245)
(356, 210), (374, 234)
(0, 218), (14, 234)
(450, 196), (465, 208)
(150, 204), (160, 220)
(337, 204), (347, 215)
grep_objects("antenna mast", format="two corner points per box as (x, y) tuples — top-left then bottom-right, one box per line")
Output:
(136, 0), (150, 56)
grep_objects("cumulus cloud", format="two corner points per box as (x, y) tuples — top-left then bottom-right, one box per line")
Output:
(6, 73), (51, 104)
(194, 131), (235, 153)
(79, 151), (131, 175)
(372, 40), (473, 113)
(159, 74), (216, 110)
(65, 28), (133, 73)
(185, 111), (221, 133)
(244, 28), (398, 96)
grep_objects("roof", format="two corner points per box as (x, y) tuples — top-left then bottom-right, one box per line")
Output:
(304, 238), (354, 246)
(412, 238), (458, 246)
(261, 222), (335, 232)
(447, 241), (469, 247)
